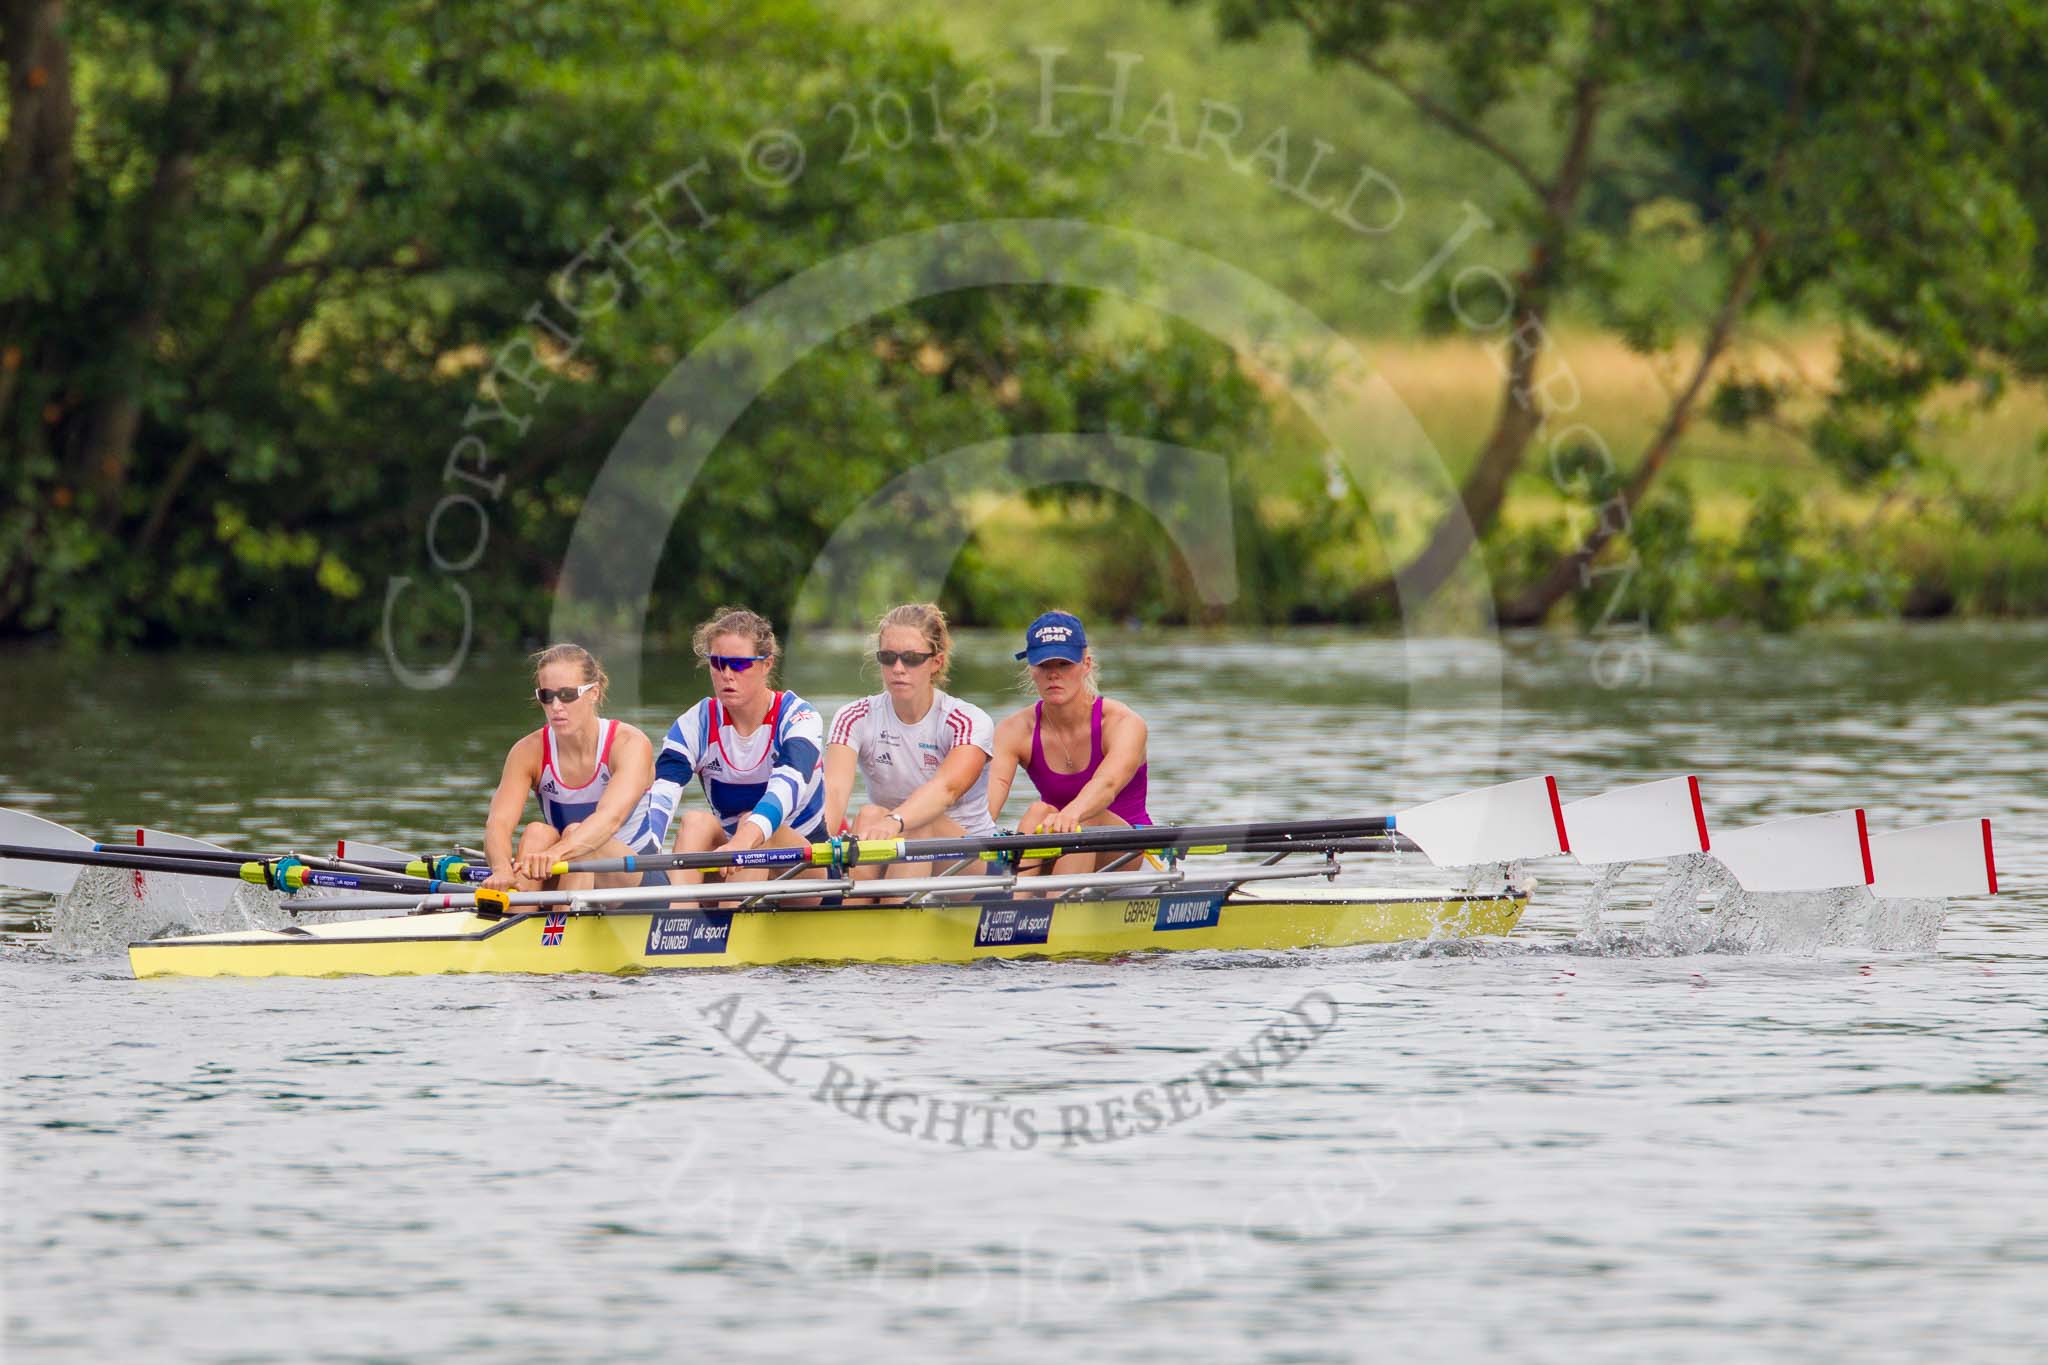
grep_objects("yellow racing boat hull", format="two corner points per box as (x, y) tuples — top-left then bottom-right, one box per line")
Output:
(128, 886), (1527, 980)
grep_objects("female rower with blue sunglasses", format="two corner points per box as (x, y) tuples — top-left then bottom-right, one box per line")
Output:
(481, 643), (655, 893)
(640, 606), (829, 888)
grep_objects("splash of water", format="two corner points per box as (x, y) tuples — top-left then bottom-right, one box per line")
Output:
(47, 868), (292, 957)
(1577, 863), (1626, 940)
(1851, 895), (1947, 951)
(1626, 852), (1950, 955)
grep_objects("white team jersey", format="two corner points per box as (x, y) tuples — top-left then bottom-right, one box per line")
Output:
(829, 688), (996, 837)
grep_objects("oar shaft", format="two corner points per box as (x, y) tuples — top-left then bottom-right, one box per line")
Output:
(1, 842), (251, 879)
(93, 840), (492, 883)
(919, 815), (1396, 860)
(0, 842), (455, 896)
(559, 814), (1396, 876)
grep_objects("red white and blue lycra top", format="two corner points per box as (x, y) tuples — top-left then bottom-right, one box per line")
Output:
(640, 691), (827, 851)
(829, 688), (998, 837)
(536, 719), (651, 839)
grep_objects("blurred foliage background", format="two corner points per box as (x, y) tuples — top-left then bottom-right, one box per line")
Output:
(3, 0), (2044, 650)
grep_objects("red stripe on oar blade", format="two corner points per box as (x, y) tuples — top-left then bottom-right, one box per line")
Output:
(1546, 776), (1569, 854)
(336, 840), (346, 859)
(1983, 818), (1998, 895)
(1688, 775), (1711, 851)
(1854, 809), (1873, 884)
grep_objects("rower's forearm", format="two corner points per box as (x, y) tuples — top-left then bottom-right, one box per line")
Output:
(893, 783), (954, 830)
(1061, 779), (1123, 824)
(552, 821), (616, 864)
(483, 824), (515, 873)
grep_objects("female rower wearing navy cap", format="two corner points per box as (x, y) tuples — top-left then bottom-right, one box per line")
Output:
(986, 610), (1152, 876)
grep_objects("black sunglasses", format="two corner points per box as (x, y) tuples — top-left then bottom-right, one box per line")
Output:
(534, 683), (598, 705)
(875, 649), (936, 667)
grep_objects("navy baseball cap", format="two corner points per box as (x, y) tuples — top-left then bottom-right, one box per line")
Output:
(1015, 611), (1088, 663)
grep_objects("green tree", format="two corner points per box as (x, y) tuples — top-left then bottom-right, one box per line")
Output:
(0, 0), (1273, 647)
(1175, 0), (2048, 625)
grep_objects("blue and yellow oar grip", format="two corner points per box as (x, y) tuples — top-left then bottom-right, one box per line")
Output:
(239, 857), (311, 892)
(406, 857), (475, 882)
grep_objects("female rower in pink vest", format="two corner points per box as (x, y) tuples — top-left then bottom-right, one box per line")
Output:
(986, 610), (1152, 876)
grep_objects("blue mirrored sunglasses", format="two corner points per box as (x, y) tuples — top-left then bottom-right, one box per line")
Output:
(705, 655), (766, 672)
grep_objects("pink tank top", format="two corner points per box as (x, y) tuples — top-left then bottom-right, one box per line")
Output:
(1024, 697), (1151, 826)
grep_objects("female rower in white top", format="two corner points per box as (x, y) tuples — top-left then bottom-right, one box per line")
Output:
(482, 644), (655, 892)
(823, 603), (996, 880)
(641, 606), (829, 889)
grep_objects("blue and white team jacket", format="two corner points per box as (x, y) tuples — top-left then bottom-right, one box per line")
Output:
(639, 692), (826, 851)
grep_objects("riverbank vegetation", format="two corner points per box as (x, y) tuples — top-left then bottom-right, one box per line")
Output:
(3, 0), (2042, 650)
(954, 327), (2048, 629)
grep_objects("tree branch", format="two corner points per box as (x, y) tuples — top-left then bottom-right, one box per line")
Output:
(1280, 0), (1550, 201)
(1496, 19), (1818, 626)
(1350, 50), (1552, 203)
(1345, 30), (1610, 615)
(0, 0), (75, 220)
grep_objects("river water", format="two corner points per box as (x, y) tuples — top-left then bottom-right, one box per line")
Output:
(3, 625), (2043, 1361)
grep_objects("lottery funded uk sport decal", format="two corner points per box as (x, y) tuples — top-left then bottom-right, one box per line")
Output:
(645, 911), (735, 956)
(974, 903), (1054, 948)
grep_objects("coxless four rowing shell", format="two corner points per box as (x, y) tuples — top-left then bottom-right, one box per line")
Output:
(125, 878), (1530, 979)
(0, 773), (2004, 980)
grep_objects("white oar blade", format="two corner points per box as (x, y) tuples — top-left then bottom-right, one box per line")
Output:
(1869, 819), (1998, 898)
(1564, 775), (1712, 866)
(1713, 809), (1871, 892)
(0, 807), (92, 895)
(1396, 776), (1568, 867)
(336, 839), (411, 863)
